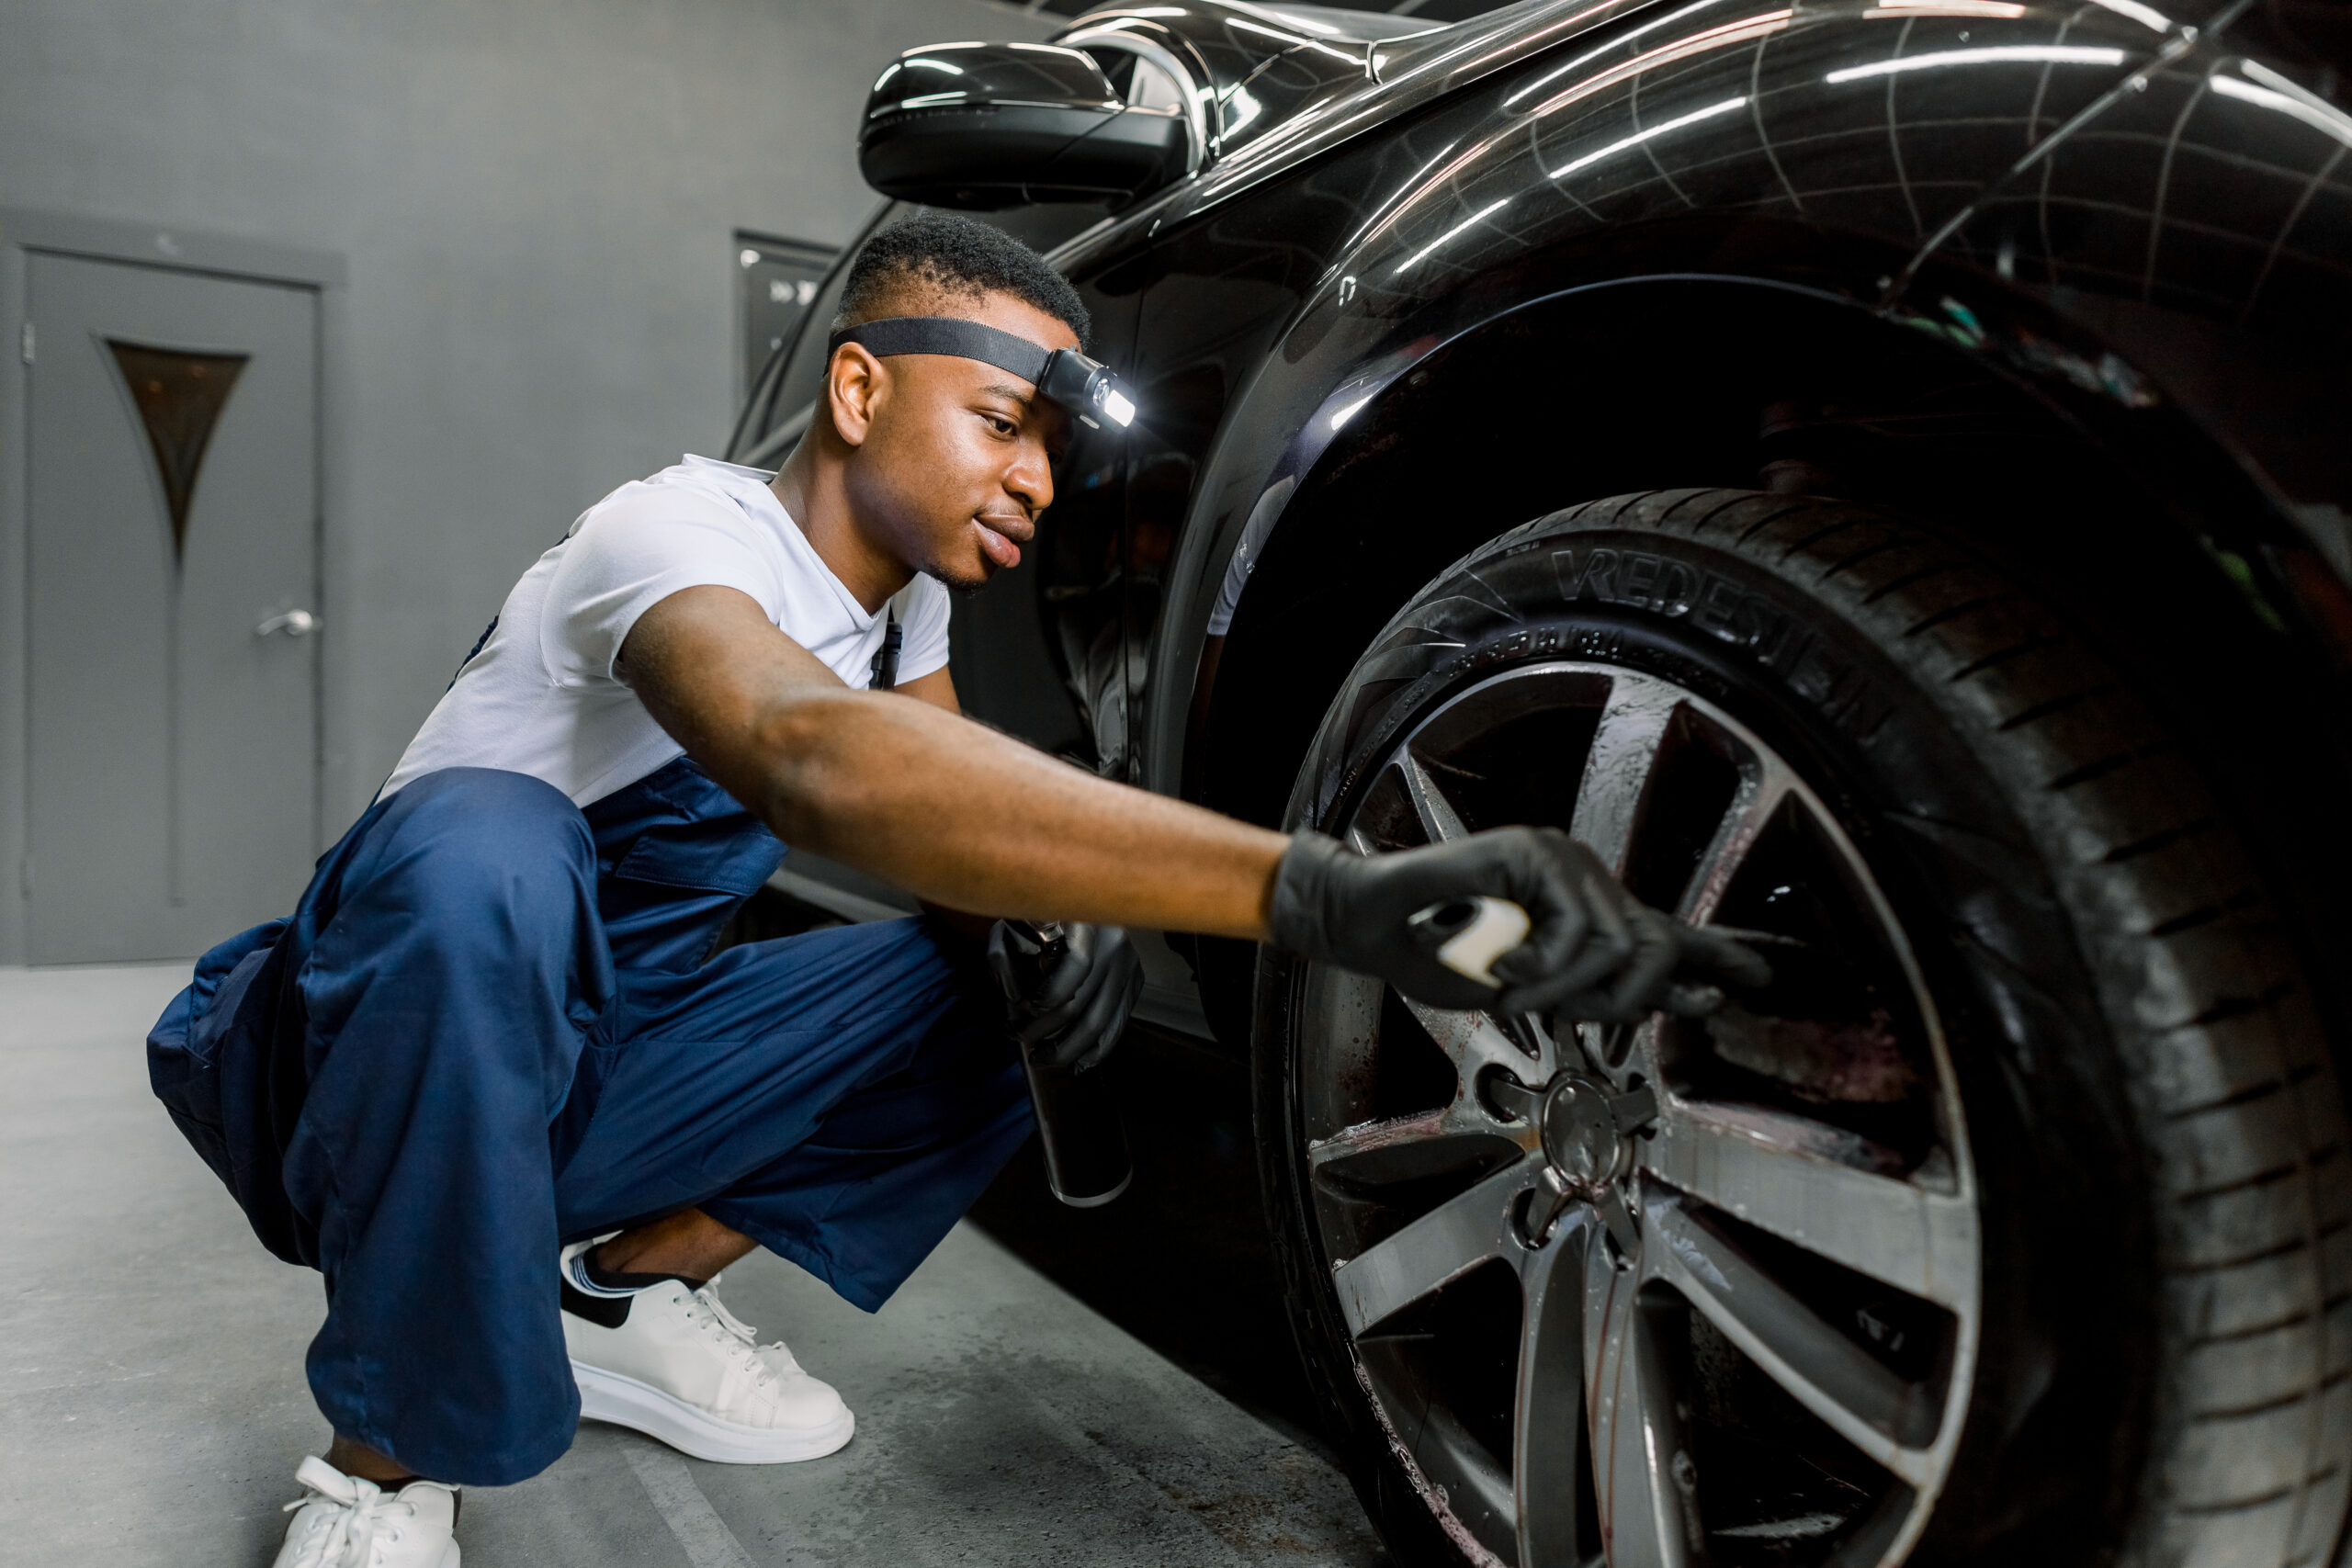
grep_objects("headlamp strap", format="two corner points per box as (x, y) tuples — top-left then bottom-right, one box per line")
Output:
(829, 315), (1136, 433)
(829, 317), (1054, 389)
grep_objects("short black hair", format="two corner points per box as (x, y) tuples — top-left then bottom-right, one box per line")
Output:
(834, 209), (1091, 350)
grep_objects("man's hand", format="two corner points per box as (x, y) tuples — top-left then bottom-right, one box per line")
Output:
(987, 922), (1145, 1074)
(1267, 829), (1770, 1021)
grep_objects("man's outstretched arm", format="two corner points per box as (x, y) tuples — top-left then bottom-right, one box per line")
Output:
(623, 584), (1770, 1014)
(621, 584), (1289, 939)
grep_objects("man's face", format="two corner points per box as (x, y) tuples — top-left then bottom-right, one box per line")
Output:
(833, 291), (1077, 592)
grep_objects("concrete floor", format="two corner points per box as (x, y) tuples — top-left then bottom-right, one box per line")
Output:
(0, 964), (1385, 1567)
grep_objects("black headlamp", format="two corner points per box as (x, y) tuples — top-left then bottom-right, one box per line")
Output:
(827, 316), (1137, 433)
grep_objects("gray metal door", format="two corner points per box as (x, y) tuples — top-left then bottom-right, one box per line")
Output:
(26, 253), (319, 963)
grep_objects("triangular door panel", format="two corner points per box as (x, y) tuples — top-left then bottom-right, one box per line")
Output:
(107, 338), (250, 564)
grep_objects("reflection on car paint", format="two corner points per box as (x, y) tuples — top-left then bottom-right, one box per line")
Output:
(735, 0), (2352, 839)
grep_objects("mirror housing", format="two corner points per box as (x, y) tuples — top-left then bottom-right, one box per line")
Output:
(859, 41), (1193, 210)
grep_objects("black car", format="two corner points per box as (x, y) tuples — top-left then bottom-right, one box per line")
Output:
(729, 4), (2352, 1563)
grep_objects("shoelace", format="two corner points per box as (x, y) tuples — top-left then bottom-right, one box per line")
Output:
(281, 1461), (415, 1568)
(677, 1285), (797, 1386)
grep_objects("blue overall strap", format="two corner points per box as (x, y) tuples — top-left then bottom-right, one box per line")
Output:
(870, 610), (902, 693)
(583, 756), (783, 973)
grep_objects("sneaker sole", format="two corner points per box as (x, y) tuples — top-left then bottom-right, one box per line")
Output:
(274, 1525), (457, 1568)
(571, 1361), (855, 1464)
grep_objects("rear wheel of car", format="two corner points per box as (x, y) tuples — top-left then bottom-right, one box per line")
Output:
(1255, 489), (2352, 1568)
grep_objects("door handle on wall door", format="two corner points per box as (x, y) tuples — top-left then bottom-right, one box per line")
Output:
(255, 609), (320, 638)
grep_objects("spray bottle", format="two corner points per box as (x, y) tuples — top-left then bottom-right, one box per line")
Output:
(999, 919), (1134, 1208)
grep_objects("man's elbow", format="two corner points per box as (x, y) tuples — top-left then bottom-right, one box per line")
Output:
(746, 695), (887, 845)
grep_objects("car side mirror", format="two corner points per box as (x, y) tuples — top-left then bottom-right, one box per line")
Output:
(859, 41), (1193, 211)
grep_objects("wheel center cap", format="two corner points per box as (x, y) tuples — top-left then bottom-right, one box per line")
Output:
(1540, 1074), (1624, 1188)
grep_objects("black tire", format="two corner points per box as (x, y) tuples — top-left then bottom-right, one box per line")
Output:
(1255, 489), (2351, 1568)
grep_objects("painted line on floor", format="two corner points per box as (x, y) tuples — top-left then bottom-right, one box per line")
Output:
(620, 1438), (759, 1568)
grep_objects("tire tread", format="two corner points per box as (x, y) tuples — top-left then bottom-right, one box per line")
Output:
(1524, 491), (2351, 1567)
(1270, 488), (2348, 1568)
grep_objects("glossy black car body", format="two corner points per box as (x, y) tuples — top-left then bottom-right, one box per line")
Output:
(743, 0), (2351, 1013)
(734, 4), (2352, 1563)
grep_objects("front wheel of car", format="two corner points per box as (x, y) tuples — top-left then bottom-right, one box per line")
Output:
(1255, 489), (2351, 1568)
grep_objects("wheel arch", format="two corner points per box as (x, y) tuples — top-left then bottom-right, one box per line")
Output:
(1176, 268), (2352, 1048)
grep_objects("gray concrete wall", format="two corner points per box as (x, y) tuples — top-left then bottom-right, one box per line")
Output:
(0, 0), (1046, 959)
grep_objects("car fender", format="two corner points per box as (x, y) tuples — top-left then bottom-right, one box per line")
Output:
(1125, 0), (2352, 807)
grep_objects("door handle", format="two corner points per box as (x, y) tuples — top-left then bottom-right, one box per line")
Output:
(255, 608), (320, 638)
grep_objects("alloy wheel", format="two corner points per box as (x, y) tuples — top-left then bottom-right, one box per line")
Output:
(1296, 662), (1981, 1568)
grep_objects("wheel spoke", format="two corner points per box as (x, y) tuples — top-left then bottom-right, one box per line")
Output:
(1333, 1162), (1532, 1337)
(1515, 1213), (1591, 1567)
(1401, 995), (1558, 1084)
(1646, 1100), (1978, 1308)
(1308, 1101), (1524, 1190)
(1645, 1196), (1942, 1482)
(1397, 750), (1472, 843)
(1678, 755), (1799, 924)
(1584, 1235), (1699, 1568)
(1570, 674), (1681, 873)
(1592, 1182), (1642, 1257)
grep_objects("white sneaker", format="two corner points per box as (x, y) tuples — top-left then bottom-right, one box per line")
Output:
(560, 1242), (854, 1463)
(271, 1456), (458, 1568)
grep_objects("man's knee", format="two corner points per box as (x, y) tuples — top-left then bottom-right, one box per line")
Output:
(360, 768), (594, 916)
(295, 769), (609, 1128)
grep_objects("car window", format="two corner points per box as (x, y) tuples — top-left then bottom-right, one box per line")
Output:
(1091, 45), (1190, 114)
(1124, 53), (1189, 113)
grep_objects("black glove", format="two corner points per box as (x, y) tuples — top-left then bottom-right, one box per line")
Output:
(986, 920), (1145, 1074)
(1267, 828), (1771, 1022)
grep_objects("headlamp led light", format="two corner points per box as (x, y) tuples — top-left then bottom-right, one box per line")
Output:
(1038, 351), (1136, 430)
(828, 316), (1137, 432)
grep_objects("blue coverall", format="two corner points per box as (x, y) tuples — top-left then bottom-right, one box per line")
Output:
(147, 758), (1034, 1485)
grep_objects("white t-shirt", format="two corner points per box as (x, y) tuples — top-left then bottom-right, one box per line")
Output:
(382, 455), (953, 807)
